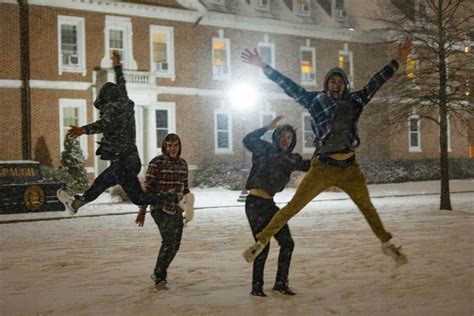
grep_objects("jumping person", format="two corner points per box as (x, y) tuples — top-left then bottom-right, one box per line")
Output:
(241, 40), (412, 265)
(57, 51), (176, 214)
(135, 133), (193, 288)
(243, 115), (310, 297)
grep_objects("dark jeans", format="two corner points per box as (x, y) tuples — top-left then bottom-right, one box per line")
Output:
(245, 195), (294, 289)
(82, 150), (169, 205)
(151, 209), (184, 280)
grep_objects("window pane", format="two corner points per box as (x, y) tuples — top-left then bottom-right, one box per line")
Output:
(410, 118), (418, 132)
(110, 30), (123, 49)
(156, 129), (168, 148)
(61, 24), (78, 65)
(217, 131), (229, 148)
(63, 107), (79, 127)
(155, 110), (168, 128)
(410, 133), (418, 147)
(305, 132), (315, 147)
(217, 114), (228, 130)
(152, 33), (167, 64)
(260, 46), (272, 65)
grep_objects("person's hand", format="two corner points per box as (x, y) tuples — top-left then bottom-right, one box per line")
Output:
(267, 115), (283, 130)
(67, 126), (85, 139)
(396, 39), (412, 63)
(241, 48), (265, 69)
(135, 211), (145, 227)
(112, 50), (121, 67)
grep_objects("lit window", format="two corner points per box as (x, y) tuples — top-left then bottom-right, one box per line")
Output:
(212, 37), (231, 80)
(406, 52), (418, 88)
(301, 47), (316, 84)
(150, 25), (175, 78)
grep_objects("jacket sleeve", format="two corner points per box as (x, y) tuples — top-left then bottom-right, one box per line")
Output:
(182, 160), (190, 195)
(263, 64), (319, 109)
(292, 153), (311, 172)
(243, 127), (273, 154)
(114, 64), (128, 100)
(352, 59), (399, 107)
(82, 102), (120, 134)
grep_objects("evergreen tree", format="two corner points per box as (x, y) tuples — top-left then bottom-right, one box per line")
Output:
(59, 137), (88, 195)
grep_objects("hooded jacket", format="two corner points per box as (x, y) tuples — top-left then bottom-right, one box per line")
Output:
(82, 65), (137, 160)
(244, 125), (310, 197)
(263, 59), (399, 153)
(142, 134), (189, 215)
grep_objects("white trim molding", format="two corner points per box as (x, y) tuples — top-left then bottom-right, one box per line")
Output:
(0, 80), (22, 88)
(29, 80), (91, 90)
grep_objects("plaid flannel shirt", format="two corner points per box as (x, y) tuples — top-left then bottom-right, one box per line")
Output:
(263, 60), (399, 147)
(141, 154), (189, 215)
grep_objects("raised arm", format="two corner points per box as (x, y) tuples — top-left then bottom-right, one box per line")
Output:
(243, 115), (282, 153)
(241, 49), (318, 109)
(354, 40), (412, 106)
(112, 50), (128, 100)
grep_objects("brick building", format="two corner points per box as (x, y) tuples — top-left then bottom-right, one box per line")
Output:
(0, 0), (472, 183)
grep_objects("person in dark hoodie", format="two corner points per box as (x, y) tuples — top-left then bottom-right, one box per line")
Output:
(57, 51), (176, 214)
(241, 40), (412, 265)
(135, 133), (191, 288)
(243, 115), (310, 297)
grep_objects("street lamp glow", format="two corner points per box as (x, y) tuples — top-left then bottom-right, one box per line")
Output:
(229, 82), (257, 112)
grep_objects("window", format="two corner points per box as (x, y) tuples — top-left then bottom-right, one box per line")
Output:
(301, 45), (316, 85)
(252, 0), (270, 11)
(338, 44), (353, 88)
(150, 25), (175, 79)
(212, 35), (231, 80)
(333, 0), (347, 20)
(57, 16), (86, 75)
(406, 51), (418, 88)
(59, 99), (87, 158)
(258, 42), (275, 68)
(101, 16), (137, 70)
(415, 0), (428, 26)
(302, 113), (315, 153)
(294, 0), (311, 16)
(260, 111), (275, 143)
(214, 110), (233, 153)
(408, 114), (421, 152)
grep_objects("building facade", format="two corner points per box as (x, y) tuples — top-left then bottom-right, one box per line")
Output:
(1, 0), (472, 182)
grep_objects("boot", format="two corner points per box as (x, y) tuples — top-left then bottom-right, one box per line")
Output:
(273, 280), (296, 296)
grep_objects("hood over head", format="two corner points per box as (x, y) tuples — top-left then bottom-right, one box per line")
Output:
(161, 133), (182, 158)
(272, 124), (297, 152)
(94, 82), (119, 110)
(323, 67), (351, 99)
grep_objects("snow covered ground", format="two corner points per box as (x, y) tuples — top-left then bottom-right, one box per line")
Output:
(0, 180), (473, 315)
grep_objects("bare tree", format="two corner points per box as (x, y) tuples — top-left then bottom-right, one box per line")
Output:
(370, 0), (473, 210)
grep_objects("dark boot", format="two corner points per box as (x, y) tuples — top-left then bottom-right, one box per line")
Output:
(250, 282), (267, 297)
(273, 280), (296, 296)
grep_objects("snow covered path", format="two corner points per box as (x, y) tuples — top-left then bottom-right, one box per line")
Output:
(0, 181), (473, 315)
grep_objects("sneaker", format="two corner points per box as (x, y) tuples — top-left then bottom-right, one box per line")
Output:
(242, 240), (267, 263)
(273, 281), (296, 296)
(382, 241), (408, 265)
(250, 287), (267, 297)
(57, 189), (80, 215)
(150, 274), (167, 288)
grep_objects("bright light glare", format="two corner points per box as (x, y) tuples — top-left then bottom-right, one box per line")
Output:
(228, 82), (257, 112)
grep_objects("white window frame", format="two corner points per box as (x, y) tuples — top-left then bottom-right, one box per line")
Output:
(338, 43), (354, 88)
(302, 112), (315, 154)
(408, 114), (422, 152)
(258, 41), (275, 69)
(149, 25), (175, 80)
(59, 99), (88, 159)
(332, 0), (347, 21)
(146, 102), (176, 162)
(214, 109), (233, 154)
(293, 0), (311, 16)
(252, 0), (270, 11)
(57, 16), (86, 76)
(300, 43), (316, 86)
(101, 16), (137, 70)
(212, 33), (231, 81)
(260, 111), (276, 143)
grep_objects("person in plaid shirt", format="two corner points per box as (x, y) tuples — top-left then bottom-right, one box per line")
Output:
(241, 40), (412, 266)
(135, 133), (190, 287)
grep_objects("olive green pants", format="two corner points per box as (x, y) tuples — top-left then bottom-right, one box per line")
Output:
(256, 159), (392, 244)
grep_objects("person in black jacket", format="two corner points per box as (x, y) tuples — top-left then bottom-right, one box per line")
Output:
(243, 115), (310, 297)
(57, 51), (176, 214)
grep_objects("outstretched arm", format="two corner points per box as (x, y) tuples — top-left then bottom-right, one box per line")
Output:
(241, 49), (318, 109)
(354, 40), (412, 106)
(112, 50), (128, 100)
(243, 115), (282, 152)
